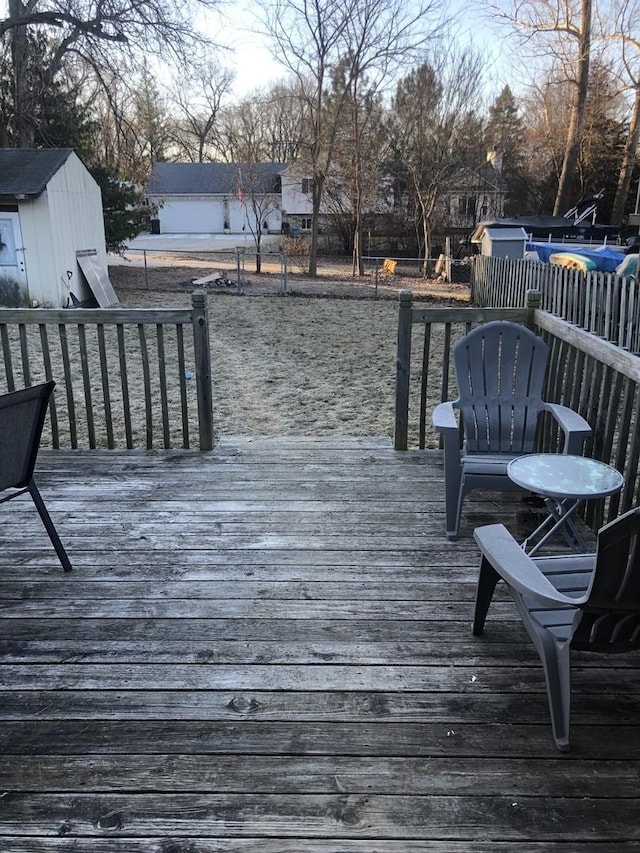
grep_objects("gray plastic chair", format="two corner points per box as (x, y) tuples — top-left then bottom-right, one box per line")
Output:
(0, 381), (71, 572)
(432, 321), (591, 540)
(473, 508), (640, 751)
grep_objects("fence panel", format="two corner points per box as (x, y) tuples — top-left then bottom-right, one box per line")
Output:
(472, 255), (640, 353)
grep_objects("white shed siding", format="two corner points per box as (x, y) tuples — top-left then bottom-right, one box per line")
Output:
(46, 152), (106, 304)
(17, 152), (105, 306)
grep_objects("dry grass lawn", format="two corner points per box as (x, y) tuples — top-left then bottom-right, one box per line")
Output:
(109, 261), (469, 442)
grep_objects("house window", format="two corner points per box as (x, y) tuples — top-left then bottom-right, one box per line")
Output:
(458, 196), (476, 217)
(301, 218), (312, 230)
(301, 178), (312, 194)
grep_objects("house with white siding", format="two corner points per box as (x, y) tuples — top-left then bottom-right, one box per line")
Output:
(146, 162), (315, 236)
(0, 148), (111, 308)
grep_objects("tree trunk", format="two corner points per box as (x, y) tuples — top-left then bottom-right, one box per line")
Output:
(309, 176), (324, 277)
(255, 231), (262, 273)
(553, 0), (592, 215)
(612, 85), (640, 226)
(351, 163), (365, 276)
(8, 0), (33, 147)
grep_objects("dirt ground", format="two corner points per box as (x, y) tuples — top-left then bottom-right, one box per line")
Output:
(109, 257), (471, 306)
(109, 260), (470, 442)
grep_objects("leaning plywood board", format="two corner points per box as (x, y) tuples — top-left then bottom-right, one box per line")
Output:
(77, 250), (119, 307)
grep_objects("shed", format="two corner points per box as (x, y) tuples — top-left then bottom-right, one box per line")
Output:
(477, 226), (529, 259)
(0, 148), (115, 308)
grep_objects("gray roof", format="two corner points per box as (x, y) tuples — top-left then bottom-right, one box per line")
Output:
(147, 162), (286, 195)
(0, 148), (74, 197)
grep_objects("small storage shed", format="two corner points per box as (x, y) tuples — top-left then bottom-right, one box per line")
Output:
(479, 226), (528, 259)
(0, 148), (113, 308)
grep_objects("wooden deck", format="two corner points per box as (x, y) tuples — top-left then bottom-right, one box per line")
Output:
(1, 436), (640, 851)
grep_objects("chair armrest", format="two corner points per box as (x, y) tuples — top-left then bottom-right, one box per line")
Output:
(432, 401), (458, 434)
(542, 403), (591, 453)
(473, 523), (588, 607)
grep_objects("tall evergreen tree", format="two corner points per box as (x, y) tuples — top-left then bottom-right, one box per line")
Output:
(0, 32), (95, 152)
(484, 86), (532, 214)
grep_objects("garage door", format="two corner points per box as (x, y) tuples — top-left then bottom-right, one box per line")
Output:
(159, 200), (224, 234)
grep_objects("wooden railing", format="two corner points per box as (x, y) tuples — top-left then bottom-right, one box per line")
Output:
(472, 255), (640, 353)
(0, 291), (213, 450)
(394, 289), (539, 451)
(394, 288), (640, 527)
(535, 310), (640, 528)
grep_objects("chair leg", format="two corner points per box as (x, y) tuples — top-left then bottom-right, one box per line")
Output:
(28, 480), (72, 573)
(472, 556), (501, 635)
(537, 632), (572, 752)
(443, 443), (462, 541)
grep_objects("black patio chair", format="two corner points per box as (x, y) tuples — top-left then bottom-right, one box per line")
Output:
(0, 381), (71, 572)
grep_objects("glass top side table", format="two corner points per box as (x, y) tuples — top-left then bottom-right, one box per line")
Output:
(507, 454), (624, 555)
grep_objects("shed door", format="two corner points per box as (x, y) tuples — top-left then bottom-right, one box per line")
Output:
(0, 213), (27, 287)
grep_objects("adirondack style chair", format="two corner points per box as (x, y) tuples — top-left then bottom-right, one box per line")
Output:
(472, 508), (640, 751)
(0, 381), (71, 572)
(432, 321), (591, 540)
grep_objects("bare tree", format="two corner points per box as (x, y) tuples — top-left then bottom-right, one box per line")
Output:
(339, 0), (447, 274)
(487, 0), (593, 215)
(520, 74), (575, 212)
(603, 0), (640, 225)
(236, 165), (282, 272)
(389, 50), (485, 269)
(2, 0), (222, 146)
(217, 96), (274, 163)
(167, 60), (235, 163)
(260, 0), (447, 275)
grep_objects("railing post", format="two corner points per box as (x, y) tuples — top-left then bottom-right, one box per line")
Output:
(394, 290), (413, 451)
(191, 290), (214, 451)
(525, 289), (541, 330)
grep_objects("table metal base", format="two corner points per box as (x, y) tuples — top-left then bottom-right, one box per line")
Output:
(522, 497), (585, 556)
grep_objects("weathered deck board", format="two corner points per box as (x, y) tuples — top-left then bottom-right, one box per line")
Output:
(0, 436), (639, 850)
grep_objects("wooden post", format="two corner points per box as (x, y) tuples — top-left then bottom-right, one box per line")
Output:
(191, 291), (214, 451)
(445, 236), (452, 283)
(394, 290), (413, 451)
(525, 289), (541, 330)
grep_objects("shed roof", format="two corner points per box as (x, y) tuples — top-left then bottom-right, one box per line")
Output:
(0, 148), (74, 198)
(148, 162), (286, 196)
(482, 227), (529, 241)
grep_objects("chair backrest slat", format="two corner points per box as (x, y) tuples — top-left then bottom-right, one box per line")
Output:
(0, 382), (55, 490)
(454, 321), (549, 454)
(572, 507), (640, 651)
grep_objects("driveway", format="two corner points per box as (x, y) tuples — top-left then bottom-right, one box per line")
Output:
(124, 232), (282, 253)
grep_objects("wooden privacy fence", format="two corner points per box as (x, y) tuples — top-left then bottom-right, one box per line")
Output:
(395, 288), (640, 528)
(0, 291), (213, 450)
(472, 254), (640, 353)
